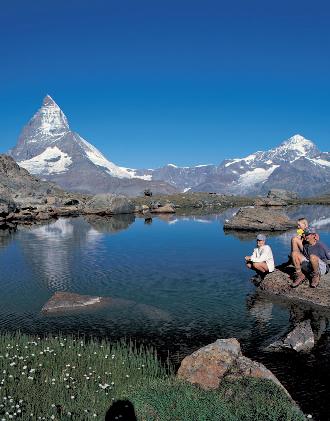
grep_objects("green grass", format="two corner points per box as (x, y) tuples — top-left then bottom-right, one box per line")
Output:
(0, 333), (305, 420)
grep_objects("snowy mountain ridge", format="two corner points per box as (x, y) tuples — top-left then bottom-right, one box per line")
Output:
(8, 95), (330, 197)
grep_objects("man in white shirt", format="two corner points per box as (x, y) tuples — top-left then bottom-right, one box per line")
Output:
(245, 234), (275, 277)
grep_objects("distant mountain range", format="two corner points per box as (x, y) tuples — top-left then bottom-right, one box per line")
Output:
(8, 96), (330, 197)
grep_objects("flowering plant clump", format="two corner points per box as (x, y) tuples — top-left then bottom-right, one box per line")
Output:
(0, 333), (167, 420)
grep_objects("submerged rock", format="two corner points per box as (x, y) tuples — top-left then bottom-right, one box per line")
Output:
(224, 207), (295, 231)
(42, 291), (171, 321)
(42, 292), (108, 313)
(177, 338), (290, 396)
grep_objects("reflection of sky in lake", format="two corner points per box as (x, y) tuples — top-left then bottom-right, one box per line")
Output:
(0, 205), (330, 419)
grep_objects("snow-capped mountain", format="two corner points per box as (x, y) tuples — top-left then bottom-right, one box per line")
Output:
(9, 96), (177, 196)
(137, 134), (329, 196)
(8, 96), (330, 197)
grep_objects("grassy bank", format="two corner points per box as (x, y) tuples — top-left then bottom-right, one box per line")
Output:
(0, 333), (304, 420)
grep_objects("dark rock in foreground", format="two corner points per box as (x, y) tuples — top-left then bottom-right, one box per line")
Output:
(252, 268), (330, 308)
(224, 206), (296, 231)
(267, 320), (315, 352)
(177, 338), (291, 397)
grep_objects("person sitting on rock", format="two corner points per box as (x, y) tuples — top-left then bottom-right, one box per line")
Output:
(291, 227), (330, 288)
(292, 217), (309, 253)
(245, 234), (275, 278)
(280, 218), (309, 268)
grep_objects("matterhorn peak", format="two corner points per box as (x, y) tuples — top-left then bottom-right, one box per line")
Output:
(9, 95), (70, 160)
(42, 94), (59, 108)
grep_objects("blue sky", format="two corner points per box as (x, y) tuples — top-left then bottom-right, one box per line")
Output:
(0, 0), (329, 168)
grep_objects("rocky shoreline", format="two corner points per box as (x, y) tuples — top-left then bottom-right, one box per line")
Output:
(1, 154), (330, 229)
(252, 266), (330, 308)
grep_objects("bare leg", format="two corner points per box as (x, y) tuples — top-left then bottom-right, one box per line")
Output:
(291, 251), (307, 287)
(291, 251), (305, 273)
(291, 236), (303, 253)
(309, 254), (321, 288)
(309, 254), (320, 273)
(251, 262), (269, 273)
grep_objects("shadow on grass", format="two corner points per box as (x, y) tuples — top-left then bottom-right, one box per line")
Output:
(105, 399), (137, 421)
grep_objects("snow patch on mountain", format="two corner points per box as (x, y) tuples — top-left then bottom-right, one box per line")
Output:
(79, 136), (151, 180)
(308, 157), (330, 167)
(19, 146), (72, 174)
(225, 154), (257, 168)
(238, 165), (279, 187)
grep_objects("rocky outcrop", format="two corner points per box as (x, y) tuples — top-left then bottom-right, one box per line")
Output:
(84, 194), (135, 215)
(267, 189), (299, 201)
(252, 268), (330, 308)
(177, 338), (290, 396)
(223, 206), (295, 231)
(254, 190), (298, 207)
(267, 320), (315, 352)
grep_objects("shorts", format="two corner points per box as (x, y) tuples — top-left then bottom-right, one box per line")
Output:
(301, 257), (328, 276)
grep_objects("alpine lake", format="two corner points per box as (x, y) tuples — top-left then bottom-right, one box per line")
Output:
(1, 205), (330, 420)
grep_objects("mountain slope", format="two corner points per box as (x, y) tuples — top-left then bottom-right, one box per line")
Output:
(9, 96), (177, 196)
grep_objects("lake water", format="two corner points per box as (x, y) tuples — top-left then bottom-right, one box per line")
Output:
(1, 205), (330, 420)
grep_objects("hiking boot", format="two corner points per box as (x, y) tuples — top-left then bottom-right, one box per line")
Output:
(310, 272), (320, 288)
(291, 272), (306, 288)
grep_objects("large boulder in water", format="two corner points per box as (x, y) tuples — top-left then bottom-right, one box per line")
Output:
(177, 338), (290, 396)
(84, 194), (135, 215)
(223, 206), (295, 231)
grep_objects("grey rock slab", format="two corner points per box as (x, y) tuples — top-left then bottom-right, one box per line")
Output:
(223, 206), (295, 231)
(267, 189), (299, 201)
(84, 194), (135, 215)
(267, 320), (315, 352)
